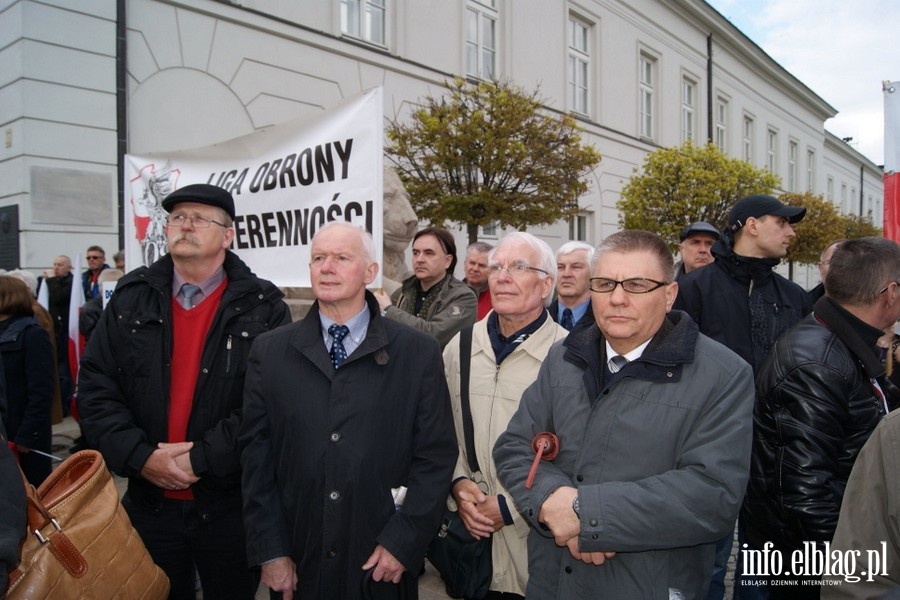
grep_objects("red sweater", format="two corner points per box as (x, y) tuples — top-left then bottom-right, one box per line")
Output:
(166, 280), (226, 499)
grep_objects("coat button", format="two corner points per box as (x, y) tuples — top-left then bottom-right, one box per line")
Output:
(589, 519), (598, 527)
(328, 490), (340, 501)
(330, 432), (341, 442)
(327, 549), (336, 558)
(565, 566), (573, 574)
(576, 475), (584, 482)
(201, 368), (209, 374)
(241, 331), (249, 337)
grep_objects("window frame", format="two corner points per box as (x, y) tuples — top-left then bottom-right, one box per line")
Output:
(742, 113), (754, 162)
(340, 0), (387, 46)
(567, 15), (591, 116)
(638, 52), (657, 141)
(466, 0), (498, 80)
(681, 75), (697, 143)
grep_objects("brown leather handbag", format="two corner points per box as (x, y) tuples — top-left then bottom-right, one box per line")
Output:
(4, 450), (169, 599)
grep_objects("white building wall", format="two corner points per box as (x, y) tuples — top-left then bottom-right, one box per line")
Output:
(0, 0), (884, 279)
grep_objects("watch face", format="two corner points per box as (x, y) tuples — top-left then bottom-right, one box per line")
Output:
(572, 496), (580, 516)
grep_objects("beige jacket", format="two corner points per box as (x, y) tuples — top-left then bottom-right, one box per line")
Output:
(442, 313), (568, 596)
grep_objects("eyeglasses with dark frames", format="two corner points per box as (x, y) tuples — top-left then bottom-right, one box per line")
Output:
(589, 277), (669, 294)
(488, 261), (549, 278)
(166, 214), (228, 229)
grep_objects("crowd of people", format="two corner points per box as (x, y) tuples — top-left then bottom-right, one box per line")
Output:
(1, 182), (899, 600)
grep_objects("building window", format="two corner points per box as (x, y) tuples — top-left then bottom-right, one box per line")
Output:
(568, 16), (590, 115)
(841, 183), (848, 212)
(715, 98), (728, 150)
(742, 115), (754, 162)
(806, 149), (816, 193)
(480, 220), (498, 238)
(788, 141), (798, 192)
(569, 214), (588, 241)
(341, 0), (386, 45)
(466, 0), (497, 80)
(639, 54), (656, 140)
(827, 177), (835, 202)
(851, 187), (857, 212)
(681, 77), (696, 142)
(766, 129), (778, 174)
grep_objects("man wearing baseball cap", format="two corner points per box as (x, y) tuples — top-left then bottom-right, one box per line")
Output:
(675, 221), (720, 279)
(79, 183), (291, 599)
(673, 193), (812, 598)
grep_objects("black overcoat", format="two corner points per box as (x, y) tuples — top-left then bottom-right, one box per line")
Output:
(241, 292), (458, 599)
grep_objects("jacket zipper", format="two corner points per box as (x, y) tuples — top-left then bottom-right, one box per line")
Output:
(225, 335), (233, 374)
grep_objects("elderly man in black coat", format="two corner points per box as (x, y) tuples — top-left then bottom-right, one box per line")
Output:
(240, 221), (458, 599)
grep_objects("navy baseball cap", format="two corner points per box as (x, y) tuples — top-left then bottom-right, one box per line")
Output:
(728, 194), (805, 231)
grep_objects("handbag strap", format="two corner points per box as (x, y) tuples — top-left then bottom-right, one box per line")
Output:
(459, 325), (480, 474)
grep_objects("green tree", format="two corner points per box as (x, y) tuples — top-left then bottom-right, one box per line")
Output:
(386, 78), (601, 245)
(840, 212), (882, 239)
(780, 192), (845, 277)
(617, 140), (779, 251)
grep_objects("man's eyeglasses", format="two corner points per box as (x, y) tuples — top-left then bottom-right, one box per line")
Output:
(879, 281), (900, 295)
(590, 277), (669, 294)
(86, 255), (104, 260)
(167, 214), (228, 229)
(488, 261), (549, 278)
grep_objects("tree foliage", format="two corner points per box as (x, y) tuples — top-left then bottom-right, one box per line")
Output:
(780, 192), (845, 267)
(840, 212), (882, 239)
(617, 140), (780, 251)
(386, 78), (601, 244)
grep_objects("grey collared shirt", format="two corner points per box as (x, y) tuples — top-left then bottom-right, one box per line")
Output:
(172, 266), (226, 307)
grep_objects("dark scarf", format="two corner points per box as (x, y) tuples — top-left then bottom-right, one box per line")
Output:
(402, 273), (451, 318)
(487, 310), (548, 365)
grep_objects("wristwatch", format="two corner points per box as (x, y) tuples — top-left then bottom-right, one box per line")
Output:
(572, 495), (580, 516)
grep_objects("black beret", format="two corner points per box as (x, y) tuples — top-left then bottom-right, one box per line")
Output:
(161, 184), (235, 220)
(679, 221), (721, 242)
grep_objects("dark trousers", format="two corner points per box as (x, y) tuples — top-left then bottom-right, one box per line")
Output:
(124, 494), (258, 600)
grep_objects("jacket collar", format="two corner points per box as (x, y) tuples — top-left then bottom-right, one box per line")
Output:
(813, 296), (885, 378)
(118, 251), (282, 305)
(711, 238), (780, 286)
(291, 291), (391, 376)
(0, 316), (36, 344)
(563, 310), (699, 398)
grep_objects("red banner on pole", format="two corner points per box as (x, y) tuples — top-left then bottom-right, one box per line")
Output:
(885, 81), (900, 242)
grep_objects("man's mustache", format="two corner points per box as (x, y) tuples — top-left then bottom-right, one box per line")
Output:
(169, 233), (201, 246)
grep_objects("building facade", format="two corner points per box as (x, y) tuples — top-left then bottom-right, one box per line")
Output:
(0, 0), (882, 283)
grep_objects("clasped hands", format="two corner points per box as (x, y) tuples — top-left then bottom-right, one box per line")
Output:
(452, 478), (505, 539)
(140, 441), (198, 491)
(538, 486), (616, 566)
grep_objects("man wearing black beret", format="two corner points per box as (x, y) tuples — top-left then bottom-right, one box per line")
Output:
(79, 183), (291, 599)
(674, 220), (720, 280)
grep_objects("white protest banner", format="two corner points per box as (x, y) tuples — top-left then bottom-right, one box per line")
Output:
(124, 87), (384, 287)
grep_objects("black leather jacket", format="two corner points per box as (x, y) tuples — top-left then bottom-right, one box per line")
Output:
(79, 252), (290, 520)
(742, 297), (889, 552)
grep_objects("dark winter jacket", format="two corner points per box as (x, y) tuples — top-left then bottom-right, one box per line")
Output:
(674, 238), (813, 374)
(240, 292), (458, 599)
(0, 316), (55, 485)
(742, 297), (889, 553)
(78, 251), (290, 520)
(0, 435), (26, 592)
